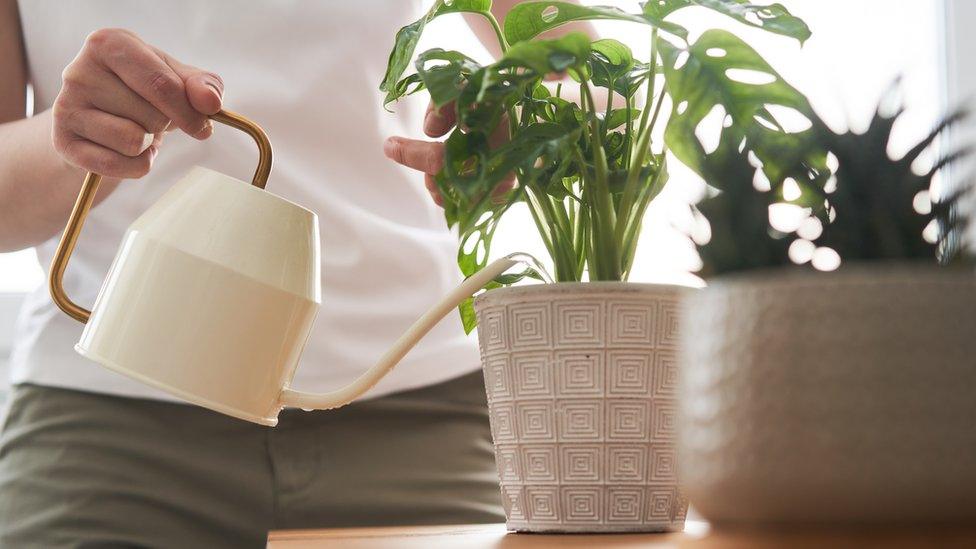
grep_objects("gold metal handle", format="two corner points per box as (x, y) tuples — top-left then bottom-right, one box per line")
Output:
(49, 109), (274, 323)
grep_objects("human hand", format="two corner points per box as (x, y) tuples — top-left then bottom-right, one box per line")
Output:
(52, 28), (223, 179)
(383, 101), (515, 207)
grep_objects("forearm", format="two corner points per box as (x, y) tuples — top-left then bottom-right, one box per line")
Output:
(0, 110), (119, 251)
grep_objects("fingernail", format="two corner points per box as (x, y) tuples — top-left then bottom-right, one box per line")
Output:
(383, 137), (398, 159)
(206, 81), (222, 99)
(140, 133), (154, 153)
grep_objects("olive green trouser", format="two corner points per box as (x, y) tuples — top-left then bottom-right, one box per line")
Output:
(0, 371), (503, 548)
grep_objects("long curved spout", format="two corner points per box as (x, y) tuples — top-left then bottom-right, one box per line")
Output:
(278, 254), (539, 411)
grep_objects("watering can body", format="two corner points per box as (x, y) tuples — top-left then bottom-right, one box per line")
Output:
(50, 109), (524, 425)
(77, 167), (319, 424)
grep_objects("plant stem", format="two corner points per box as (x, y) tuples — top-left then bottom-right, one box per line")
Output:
(523, 189), (558, 265)
(645, 81), (667, 139)
(635, 29), (658, 143)
(620, 153), (669, 274)
(526, 185), (576, 281)
(617, 29), (662, 243)
(484, 12), (509, 53)
(624, 95), (634, 167)
(580, 81), (620, 280)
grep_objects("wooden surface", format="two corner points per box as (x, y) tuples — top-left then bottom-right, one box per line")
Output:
(267, 523), (697, 548)
(268, 522), (976, 549)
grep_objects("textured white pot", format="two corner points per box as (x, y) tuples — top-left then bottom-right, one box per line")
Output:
(474, 282), (690, 533)
(679, 265), (976, 526)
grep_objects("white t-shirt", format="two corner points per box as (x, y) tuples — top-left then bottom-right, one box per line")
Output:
(10, 0), (482, 402)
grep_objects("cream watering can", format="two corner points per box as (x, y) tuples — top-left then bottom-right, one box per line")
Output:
(50, 110), (523, 425)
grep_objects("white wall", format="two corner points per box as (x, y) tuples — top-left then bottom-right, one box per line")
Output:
(0, 293), (23, 379)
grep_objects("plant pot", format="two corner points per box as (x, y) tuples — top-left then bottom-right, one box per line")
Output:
(473, 282), (690, 533)
(678, 264), (976, 526)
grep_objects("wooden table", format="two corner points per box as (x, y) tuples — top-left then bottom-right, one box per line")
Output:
(268, 522), (976, 548)
(268, 523), (702, 549)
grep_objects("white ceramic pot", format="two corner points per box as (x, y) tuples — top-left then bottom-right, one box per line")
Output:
(474, 282), (690, 533)
(679, 265), (976, 525)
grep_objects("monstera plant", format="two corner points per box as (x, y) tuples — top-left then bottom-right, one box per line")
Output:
(381, 0), (814, 331)
(381, 0), (818, 536)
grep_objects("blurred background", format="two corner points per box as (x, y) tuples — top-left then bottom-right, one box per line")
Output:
(0, 0), (970, 372)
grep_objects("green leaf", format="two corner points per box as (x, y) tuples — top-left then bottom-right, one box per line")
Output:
(588, 39), (638, 94)
(380, 0), (493, 106)
(604, 108), (640, 131)
(459, 297), (479, 334)
(441, 129), (490, 201)
(439, 121), (580, 295)
(592, 39), (634, 69)
(503, 1), (687, 45)
(642, 0), (810, 44)
(415, 49), (481, 107)
(500, 32), (592, 74)
(659, 29), (814, 185)
(480, 122), (582, 197)
(457, 266), (545, 334)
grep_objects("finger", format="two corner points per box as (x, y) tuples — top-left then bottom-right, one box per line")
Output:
(489, 113), (510, 149)
(63, 61), (172, 134)
(88, 30), (209, 138)
(492, 174), (516, 204)
(55, 134), (157, 179)
(424, 174), (444, 207)
(157, 49), (224, 116)
(424, 101), (456, 138)
(63, 108), (156, 157)
(383, 137), (444, 174)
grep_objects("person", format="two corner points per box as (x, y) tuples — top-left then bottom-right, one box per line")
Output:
(0, 1), (587, 546)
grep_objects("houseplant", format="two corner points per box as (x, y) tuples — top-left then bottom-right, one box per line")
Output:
(679, 93), (976, 526)
(382, 0), (812, 532)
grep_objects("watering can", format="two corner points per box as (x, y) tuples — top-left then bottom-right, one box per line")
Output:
(49, 109), (521, 425)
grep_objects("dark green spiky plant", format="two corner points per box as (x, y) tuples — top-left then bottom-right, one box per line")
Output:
(380, 0), (815, 331)
(812, 105), (971, 263)
(692, 121), (830, 277)
(693, 93), (972, 277)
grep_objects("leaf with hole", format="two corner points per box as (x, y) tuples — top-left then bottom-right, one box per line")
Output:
(659, 29), (815, 186)
(380, 0), (493, 106)
(642, 0), (810, 43)
(415, 49), (481, 107)
(504, 1), (688, 44)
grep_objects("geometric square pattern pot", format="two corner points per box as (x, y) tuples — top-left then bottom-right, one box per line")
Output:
(475, 282), (689, 532)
